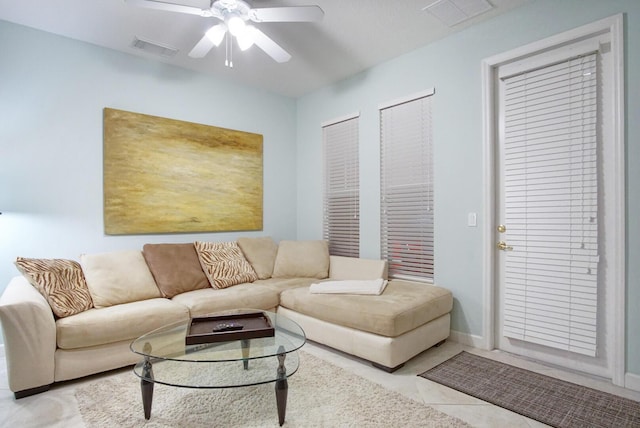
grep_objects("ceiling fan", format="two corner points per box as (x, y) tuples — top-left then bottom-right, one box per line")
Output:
(126, 0), (324, 66)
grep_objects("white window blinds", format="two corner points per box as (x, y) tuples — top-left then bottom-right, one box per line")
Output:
(380, 91), (434, 281)
(502, 52), (599, 357)
(322, 115), (360, 257)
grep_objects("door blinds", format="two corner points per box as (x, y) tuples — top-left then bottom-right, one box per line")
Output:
(502, 52), (599, 356)
(322, 116), (360, 257)
(380, 93), (434, 280)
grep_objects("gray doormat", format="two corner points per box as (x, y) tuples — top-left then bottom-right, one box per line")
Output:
(419, 351), (640, 428)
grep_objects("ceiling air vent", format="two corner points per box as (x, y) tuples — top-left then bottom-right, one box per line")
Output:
(131, 37), (179, 58)
(423, 0), (494, 27)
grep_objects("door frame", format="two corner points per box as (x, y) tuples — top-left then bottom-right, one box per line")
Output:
(480, 14), (626, 386)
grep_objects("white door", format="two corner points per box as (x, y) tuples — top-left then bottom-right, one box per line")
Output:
(493, 25), (622, 379)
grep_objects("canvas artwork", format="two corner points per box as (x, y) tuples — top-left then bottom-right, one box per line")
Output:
(103, 108), (263, 234)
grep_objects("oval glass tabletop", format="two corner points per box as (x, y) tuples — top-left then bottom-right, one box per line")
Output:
(130, 310), (306, 389)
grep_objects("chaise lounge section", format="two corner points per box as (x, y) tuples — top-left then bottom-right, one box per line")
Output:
(278, 279), (452, 372)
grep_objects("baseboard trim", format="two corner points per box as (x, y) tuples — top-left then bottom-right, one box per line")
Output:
(449, 330), (486, 349)
(625, 372), (640, 392)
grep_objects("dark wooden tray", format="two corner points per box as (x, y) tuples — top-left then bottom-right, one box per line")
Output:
(185, 311), (275, 345)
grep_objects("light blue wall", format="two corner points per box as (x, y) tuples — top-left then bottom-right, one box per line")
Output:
(296, 0), (640, 375)
(2, 0), (639, 377)
(0, 21), (298, 295)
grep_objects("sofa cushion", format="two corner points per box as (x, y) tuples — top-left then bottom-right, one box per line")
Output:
(194, 241), (258, 289)
(272, 240), (329, 279)
(237, 237), (278, 279)
(14, 257), (93, 318)
(329, 255), (389, 281)
(56, 298), (189, 349)
(80, 250), (161, 308)
(142, 243), (210, 298)
(278, 280), (453, 337)
(171, 284), (280, 317)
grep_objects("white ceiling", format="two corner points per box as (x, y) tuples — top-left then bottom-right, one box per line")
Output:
(0, 0), (530, 97)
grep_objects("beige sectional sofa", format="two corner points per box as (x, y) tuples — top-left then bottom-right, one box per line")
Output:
(0, 238), (452, 399)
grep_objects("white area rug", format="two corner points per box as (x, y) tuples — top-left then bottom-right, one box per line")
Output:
(76, 351), (468, 427)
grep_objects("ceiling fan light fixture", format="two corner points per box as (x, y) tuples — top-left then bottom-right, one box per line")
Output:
(227, 15), (246, 37)
(205, 24), (227, 46)
(237, 26), (255, 51)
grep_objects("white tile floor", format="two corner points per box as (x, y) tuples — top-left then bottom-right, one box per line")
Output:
(1, 341), (639, 427)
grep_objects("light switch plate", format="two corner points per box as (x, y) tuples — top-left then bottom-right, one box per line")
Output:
(468, 212), (477, 227)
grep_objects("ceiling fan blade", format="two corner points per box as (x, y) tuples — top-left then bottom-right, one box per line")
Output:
(249, 6), (324, 23)
(188, 35), (215, 58)
(249, 27), (291, 63)
(126, 0), (208, 16)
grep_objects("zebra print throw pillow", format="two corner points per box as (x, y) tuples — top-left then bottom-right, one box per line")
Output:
(15, 257), (93, 318)
(194, 241), (258, 289)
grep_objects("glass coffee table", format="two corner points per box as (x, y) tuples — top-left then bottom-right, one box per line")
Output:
(130, 310), (306, 426)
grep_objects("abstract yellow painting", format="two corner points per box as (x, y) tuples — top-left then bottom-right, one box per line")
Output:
(103, 108), (263, 234)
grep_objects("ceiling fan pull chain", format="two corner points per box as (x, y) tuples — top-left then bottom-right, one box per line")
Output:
(224, 34), (234, 68)
(225, 33), (229, 67)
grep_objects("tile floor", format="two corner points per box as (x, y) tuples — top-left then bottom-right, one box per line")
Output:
(1, 341), (639, 427)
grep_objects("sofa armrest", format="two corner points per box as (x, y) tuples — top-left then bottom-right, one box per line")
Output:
(0, 276), (56, 395)
(329, 256), (388, 280)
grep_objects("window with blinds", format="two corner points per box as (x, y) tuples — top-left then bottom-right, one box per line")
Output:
(322, 115), (360, 257)
(502, 52), (599, 357)
(380, 90), (434, 281)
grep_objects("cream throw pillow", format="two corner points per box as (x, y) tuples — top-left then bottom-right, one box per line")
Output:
(272, 240), (329, 279)
(237, 237), (278, 279)
(194, 241), (258, 289)
(14, 257), (94, 318)
(80, 250), (161, 308)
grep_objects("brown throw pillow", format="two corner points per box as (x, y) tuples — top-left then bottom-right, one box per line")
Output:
(194, 241), (258, 289)
(237, 237), (278, 279)
(14, 257), (93, 318)
(142, 243), (210, 298)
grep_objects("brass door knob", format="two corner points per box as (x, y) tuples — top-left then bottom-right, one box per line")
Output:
(497, 241), (513, 251)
